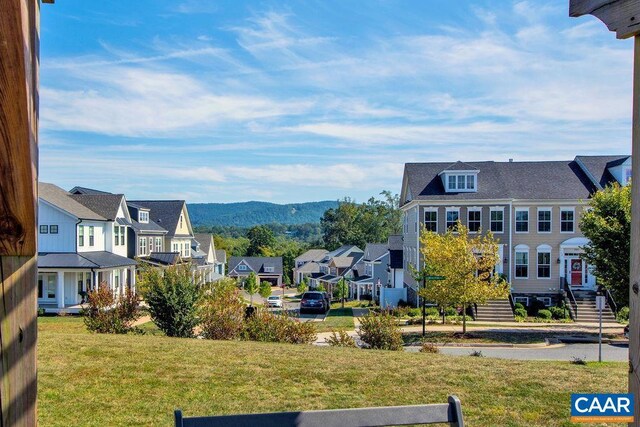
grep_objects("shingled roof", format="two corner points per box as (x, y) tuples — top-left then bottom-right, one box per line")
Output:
(228, 256), (283, 275)
(402, 160), (598, 204)
(128, 200), (189, 237)
(575, 155), (630, 189)
(363, 243), (388, 262)
(70, 194), (126, 221)
(39, 183), (106, 221)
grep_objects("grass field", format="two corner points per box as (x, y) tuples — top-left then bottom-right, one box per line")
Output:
(37, 316), (627, 426)
(314, 307), (355, 332)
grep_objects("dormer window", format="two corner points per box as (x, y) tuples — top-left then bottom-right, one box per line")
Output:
(444, 173), (477, 192)
(139, 211), (149, 223)
(238, 264), (247, 271)
(264, 266), (274, 273)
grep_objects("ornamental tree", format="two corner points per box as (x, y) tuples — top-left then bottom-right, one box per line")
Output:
(418, 222), (509, 334)
(245, 271), (259, 306)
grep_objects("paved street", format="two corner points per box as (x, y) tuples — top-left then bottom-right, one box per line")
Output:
(406, 342), (629, 361)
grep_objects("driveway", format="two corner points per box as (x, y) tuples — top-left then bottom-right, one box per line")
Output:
(406, 342), (628, 361)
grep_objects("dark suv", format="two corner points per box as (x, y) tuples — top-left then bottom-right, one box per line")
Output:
(300, 291), (328, 314)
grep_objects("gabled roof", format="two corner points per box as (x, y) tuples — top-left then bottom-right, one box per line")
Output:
(38, 251), (136, 269)
(295, 249), (329, 263)
(215, 250), (227, 264)
(387, 235), (403, 251)
(193, 233), (213, 256)
(128, 200), (191, 237)
(297, 262), (320, 274)
(575, 155), (630, 189)
(330, 256), (353, 268)
(69, 186), (112, 195)
(228, 256), (283, 275)
(364, 243), (388, 262)
(39, 182), (106, 221)
(402, 160), (597, 204)
(322, 245), (363, 262)
(439, 161), (479, 173)
(70, 194), (127, 221)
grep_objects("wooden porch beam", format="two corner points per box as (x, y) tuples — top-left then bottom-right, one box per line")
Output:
(0, 0), (41, 425)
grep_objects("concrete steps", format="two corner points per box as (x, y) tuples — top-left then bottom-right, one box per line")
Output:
(475, 299), (514, 322)
(570, 291), (618, 324)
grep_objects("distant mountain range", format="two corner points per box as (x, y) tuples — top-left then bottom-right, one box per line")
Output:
(187, 200), (339, 227)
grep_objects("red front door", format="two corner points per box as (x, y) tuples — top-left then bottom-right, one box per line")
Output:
(570, 259), (583, 286)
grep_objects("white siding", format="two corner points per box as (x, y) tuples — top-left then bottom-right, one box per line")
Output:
(38, 202), (77, 253)
(77, 221), (106, 252)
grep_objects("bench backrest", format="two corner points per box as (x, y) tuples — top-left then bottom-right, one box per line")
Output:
(175, 395), (464, 427)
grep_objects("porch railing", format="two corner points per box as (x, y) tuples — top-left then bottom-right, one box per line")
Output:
(562, 277), (578, 320)
(604, 288), (618, 316)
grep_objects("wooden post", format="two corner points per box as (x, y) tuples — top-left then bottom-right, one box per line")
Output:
(630, 33), (640, 427)
(569, 2), (640, 425)
(0, 0), (41, 425)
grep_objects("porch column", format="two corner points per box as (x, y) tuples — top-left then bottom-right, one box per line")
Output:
(357, 283), (361, 301)
(130, 266), (136, 293)
(57, 271), (64, 308)
(93, 270), (98, 290)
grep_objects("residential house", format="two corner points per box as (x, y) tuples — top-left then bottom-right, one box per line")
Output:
(349, 243), (388, 301)
(227, 256), (283, 287)
(126, 202), (169, 260)
(399, 155), (630, 311)
(293, 249), (328, 285)
(387, 235), (404, 289)
(38, 183), (137, 312)
(309, 245), (363, 294)
(191, 233), (225, 284)
(215, 249), (227, 276)
(128, 200), (194, 260)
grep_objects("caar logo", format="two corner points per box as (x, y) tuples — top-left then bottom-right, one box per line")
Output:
(571, 394), (634, 423)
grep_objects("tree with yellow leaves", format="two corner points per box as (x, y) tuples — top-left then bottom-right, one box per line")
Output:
(418, 222), (509, 334)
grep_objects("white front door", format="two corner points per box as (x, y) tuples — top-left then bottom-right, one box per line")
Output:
(64, 273), (76, 305)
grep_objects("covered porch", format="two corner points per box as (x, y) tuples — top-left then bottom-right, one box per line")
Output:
(559, 237), (597, 291)
(37, 252), (138, 311)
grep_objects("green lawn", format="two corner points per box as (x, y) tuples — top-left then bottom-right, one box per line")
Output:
(37, 316), (627, 426)
(315, 307), (355, 332)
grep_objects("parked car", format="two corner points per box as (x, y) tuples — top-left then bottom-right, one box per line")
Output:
(267, 295), (283, 308)
(300, 291), (328, 314)
(321, 292), (331, 308)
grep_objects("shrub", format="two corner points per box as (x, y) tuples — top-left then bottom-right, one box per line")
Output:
(444, 306), (458, 316)
(514, 308), (527, 319)
(425, 307), (439, 317)
(537, 309), (552, 320)
(200, 279), (245, 340)
(570, 356), (587, 365)
(37, 307), (46, 316)
(242, 309), (317, 344)
(357, 312), (403, 351)
(617, 306), (630, 323)
(528, 298), (547, 316)
(297, 279), (308, 295)
(259, 280), (272, 298)
(470, 350), (484, 357)
(325, 330), (357, 347)
(548, 306), (570, 320)
(408, 308), (423, 317)
(420, 342), (440, 354)
(140, 265), (202, 338)
(83, 285), (141, 334)
(397, 299), (409, 308)
(514, 302), (525, 311)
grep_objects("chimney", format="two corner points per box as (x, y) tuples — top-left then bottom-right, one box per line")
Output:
(508, 158), (513, 162)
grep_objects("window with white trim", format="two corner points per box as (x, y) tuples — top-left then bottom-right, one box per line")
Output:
(490, 208), (503, 233)
(114, 226), (120, 246)
(78, 225), (84, 247)
(155, 237), (162, 252)
(514, 296), (529, 306)
(120, 226), (125, 245)
(537, 208), (551, 233)
(139, 211), (149, 223)
(468, 208), (481, 233)
(89, 226), (94, 246)
(139, 237), (147, 256)
(560, 208), (574, 233)
(537, 297), (552, 307)
(184, 243), (190, 258)
(264, 266), (274, 273)
(537, 250), (551, 279)
(445, 173), (477, 192)
(424, 210), (437, 232)
(515, 249), (528, 278)
(515, 208), (529, 233)
(238, 264), (247, 271)
(446, 208), (459, 231)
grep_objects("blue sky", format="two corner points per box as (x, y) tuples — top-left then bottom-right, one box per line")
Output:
(40, 1), (633, 203)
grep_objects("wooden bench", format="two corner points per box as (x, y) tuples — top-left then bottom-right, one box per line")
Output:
(175, 395), (464, 427)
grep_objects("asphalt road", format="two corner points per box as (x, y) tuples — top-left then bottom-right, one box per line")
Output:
(408, 343), (629, 361)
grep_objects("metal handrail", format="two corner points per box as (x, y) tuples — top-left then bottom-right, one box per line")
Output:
(562, 277), (578, 320)
(604, 288), (618, 315)
(508, 292), (515, 312)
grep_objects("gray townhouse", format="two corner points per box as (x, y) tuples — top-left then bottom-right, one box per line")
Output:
(399, 155), (630, 318)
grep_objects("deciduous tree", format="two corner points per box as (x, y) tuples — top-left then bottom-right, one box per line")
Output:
(418, 223), (509, 334)
(245, 271), (259, 306)
(580, 183), (631, 306)
(335, 277), (349, 308)
(259, 280), (272, 298)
